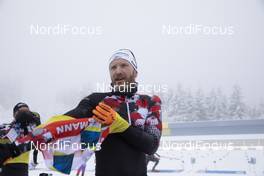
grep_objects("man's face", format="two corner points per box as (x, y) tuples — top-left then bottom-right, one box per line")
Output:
(109, 58), (137, 86)
(14, 107), (30, 118)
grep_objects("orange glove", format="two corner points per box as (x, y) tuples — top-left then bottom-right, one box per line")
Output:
(92, 102), (116, 125)
(92, 103), (129, 133)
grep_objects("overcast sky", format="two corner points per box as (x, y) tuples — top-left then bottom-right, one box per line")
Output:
(0, 0), (264, 121)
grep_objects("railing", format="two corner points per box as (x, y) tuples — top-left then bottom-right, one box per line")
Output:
(162, 119), (264, 136)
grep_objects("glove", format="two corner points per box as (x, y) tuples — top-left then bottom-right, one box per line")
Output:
(92, 102), (129, 133)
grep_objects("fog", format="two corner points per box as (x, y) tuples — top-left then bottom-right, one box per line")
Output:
(0, 0), (263, 122)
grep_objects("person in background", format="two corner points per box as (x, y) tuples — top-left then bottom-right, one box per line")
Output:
(146, 153), (160, 172)
(29, 111), (41, 169)
(0, 102), (40, 176)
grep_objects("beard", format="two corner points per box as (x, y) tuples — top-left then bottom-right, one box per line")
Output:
(111, 75), (137, 93)
(112, 82), (137, 93)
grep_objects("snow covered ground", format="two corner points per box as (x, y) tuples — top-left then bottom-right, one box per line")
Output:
(29, 134), (264, 176)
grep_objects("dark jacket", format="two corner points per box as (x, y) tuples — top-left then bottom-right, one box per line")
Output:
(65, 92), (162, 176)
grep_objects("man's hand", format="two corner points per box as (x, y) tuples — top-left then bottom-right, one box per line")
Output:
(92, 102), (129, 133)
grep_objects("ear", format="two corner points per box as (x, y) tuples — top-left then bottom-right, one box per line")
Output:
(133, 70), (138, 79)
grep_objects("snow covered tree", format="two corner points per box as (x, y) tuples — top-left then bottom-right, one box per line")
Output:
(174, 85), (187, 121)
(191, 89), (207, 121)
(159, 84), (261, 122)
(205, 88), (229, 120)
(247, 105), (261, 119)
(184, 90), (195, 121)
(228, 85), (247, 119)
(258, 102), (264, 119)
(159, 89), (177, 122)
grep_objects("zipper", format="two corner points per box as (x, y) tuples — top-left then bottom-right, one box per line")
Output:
(126, 101), (132, 125)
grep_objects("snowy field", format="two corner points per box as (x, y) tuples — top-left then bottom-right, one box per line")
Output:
(30, 134), (264, 176)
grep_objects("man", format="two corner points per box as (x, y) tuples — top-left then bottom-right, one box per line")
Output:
(29, 111), (41, 170)
(65, 49), (162, 176)
(0, 102), (40, 176)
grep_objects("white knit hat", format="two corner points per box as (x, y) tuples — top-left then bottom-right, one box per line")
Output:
(109, 49), (137, 72)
